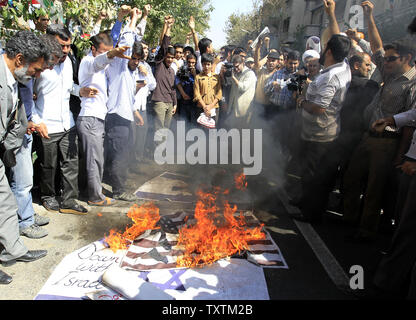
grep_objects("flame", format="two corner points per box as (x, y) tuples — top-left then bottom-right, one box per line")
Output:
(105, 202), (160, 253)
(235, 172), (248, 190)
(176, 187), (265, 268)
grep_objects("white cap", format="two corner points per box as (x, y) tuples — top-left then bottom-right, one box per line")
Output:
(305, 36), (321, 54)
(302, 50), (320, 64)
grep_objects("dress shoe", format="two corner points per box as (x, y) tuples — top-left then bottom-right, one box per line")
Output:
(42, 197), (60, 212)
(0, 270), (12, 285)
(1, 250), (47, 267)
(34, 213), (50, 226)
(59, 200), (88, 215)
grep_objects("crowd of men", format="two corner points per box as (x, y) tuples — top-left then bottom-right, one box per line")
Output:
(0, 0), (416, 298)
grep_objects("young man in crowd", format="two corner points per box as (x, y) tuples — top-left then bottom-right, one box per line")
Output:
(151, 15), (177, 143)
(194, 53), (222, 125)
(176, 53), (198, 125)
(77, 32), (131, 207)
(105, 8), (146, 202)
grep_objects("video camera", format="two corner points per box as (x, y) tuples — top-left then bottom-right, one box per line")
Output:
(223, 62), (234, 78)
(177, 66), (193, 82)
(287, 73), (308, 93)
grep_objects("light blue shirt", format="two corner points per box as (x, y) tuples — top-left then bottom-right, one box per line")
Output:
(106, 26), (138, 122)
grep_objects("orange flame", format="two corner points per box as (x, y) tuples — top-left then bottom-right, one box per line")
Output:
(105, 202), (160, 252)
(176, 187), (265, 268)
(235, 172), (248, 190)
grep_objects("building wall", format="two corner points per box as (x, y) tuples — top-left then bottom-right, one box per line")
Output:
(280, 0), (416, 49)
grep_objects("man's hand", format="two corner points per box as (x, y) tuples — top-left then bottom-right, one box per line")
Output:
(272, 81), (281, 91)
(27, 121), (38, 135)
(133, 111), (144, 126)
(346, 28), (360, 42)
(361, 1), (374, 16)
(371, 117), (395, 133)
(36, 122), (50, 139)
(138, 65), (148, 76)
(98, 10), (108, 20)
(118, 5), (131, 21)
(80, 87), (99, 98)
(136, 81), (147, 92)
(398, 161), (416, 176)
(182, 93), (191, 101)
(264, 37), (270, 47)
(323, 0), (336, 15)
(189, 16), (195, 31)
(107, 46), (130, 59)
(131, 8), (142, 19)
(167, 16), (175, 28)
(172, 105), (177, 115)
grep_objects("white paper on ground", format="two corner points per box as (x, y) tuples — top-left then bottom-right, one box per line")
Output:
(101, 265), (175, 300)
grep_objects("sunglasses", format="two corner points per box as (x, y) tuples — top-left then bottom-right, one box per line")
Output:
(383, 56), (401, 63)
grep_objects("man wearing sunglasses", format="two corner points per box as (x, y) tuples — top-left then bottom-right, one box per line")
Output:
(342, 1), (416, 243)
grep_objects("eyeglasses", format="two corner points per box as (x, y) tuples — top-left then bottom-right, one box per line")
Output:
(383, 56), (401, 63)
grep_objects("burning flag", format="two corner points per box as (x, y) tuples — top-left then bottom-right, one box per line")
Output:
(105, 203), (160, 253)
(176, 188), (265, 268)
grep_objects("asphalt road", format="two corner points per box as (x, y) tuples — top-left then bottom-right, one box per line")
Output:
(0, 160), (390, 300)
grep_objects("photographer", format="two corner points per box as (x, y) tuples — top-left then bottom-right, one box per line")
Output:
(176, 54), (199, 125)
(223, 54), (257, 129)
(264, 50), (302, 161)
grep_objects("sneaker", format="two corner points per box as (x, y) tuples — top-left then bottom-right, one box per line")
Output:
(59, 200), (88, 215)
(34, 213), (50, 226)
(19, 224), (48, 239)
(42, 197), (59, 212)
(113, 192), (137, 202)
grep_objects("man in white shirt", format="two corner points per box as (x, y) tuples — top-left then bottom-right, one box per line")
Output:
(105, 8), (145, 201)
(32, 24), (97, 215)
(77, 32), (130, 207)
(223, 54), (257, 128)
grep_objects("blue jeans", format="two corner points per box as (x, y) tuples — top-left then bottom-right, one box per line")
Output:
(8, 134), (35, 229)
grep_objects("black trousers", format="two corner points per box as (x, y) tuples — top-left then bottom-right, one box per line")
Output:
(105, 113), (133, 195)
(300, 139), (338, 221)
(38, 127), (79, 205)
(373, 160), (416, 297)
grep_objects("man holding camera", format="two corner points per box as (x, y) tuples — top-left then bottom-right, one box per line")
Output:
(222, 54), (257, 129)
(176, 54), (198, 125)
(264, 50), (301, 161)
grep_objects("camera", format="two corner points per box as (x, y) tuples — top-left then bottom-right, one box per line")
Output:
(224, 62), (234, 78)
(287, 73), (308, 92)
(177, 66), (193, 82)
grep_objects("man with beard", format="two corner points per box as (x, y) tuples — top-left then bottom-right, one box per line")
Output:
(342, 1), (416, 241)
(291, 0), (352, 224)
(32, 24), (97, 215)
(0, 31), (49, 285)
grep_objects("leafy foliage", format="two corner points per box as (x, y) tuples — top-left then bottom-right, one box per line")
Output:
(0, 0), (213, 57)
